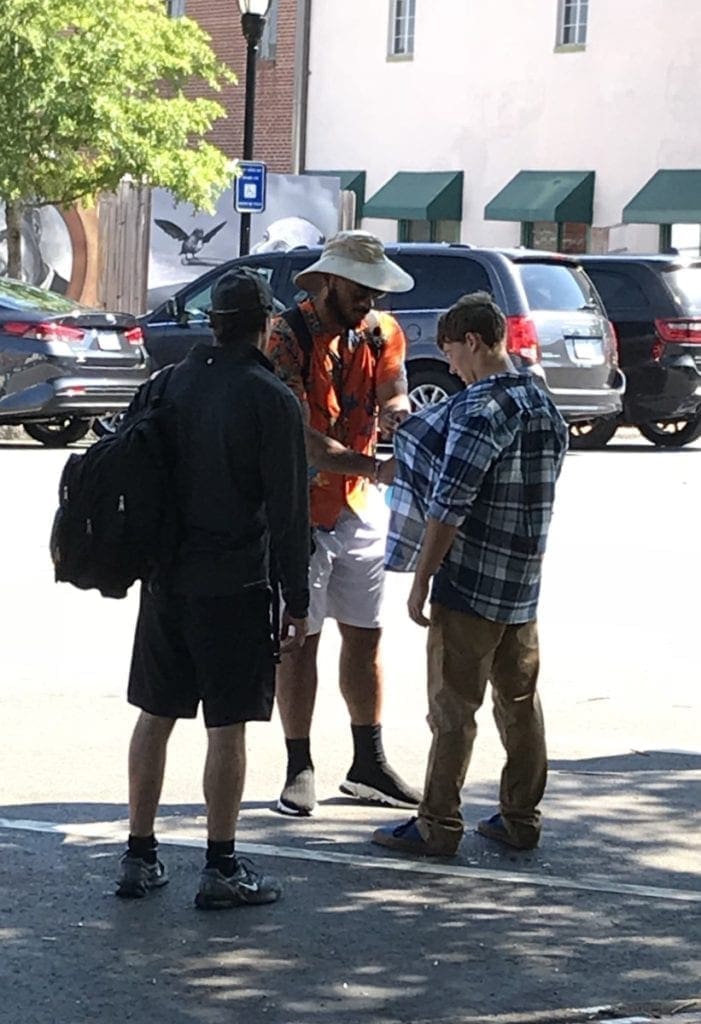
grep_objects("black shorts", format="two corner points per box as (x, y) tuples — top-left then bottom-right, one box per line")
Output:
(128, 584), (276, 728)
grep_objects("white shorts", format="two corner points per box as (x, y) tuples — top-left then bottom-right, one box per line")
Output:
(307, 506), (387, 635)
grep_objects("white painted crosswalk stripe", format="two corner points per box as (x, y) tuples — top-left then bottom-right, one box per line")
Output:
(1, 815), (700, 904)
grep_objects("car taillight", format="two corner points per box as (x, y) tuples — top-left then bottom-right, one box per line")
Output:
(654, 318), (701, 343)
(4, 321), (85, 343)
(124, 326), (144, 346)
(506, 315), (541, 363)
(604, 319), (619, 366)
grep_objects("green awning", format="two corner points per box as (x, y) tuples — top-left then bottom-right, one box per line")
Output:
(305, 170), (366, 214)
(364, 171), (463, 221)
(623, 170), (701, 223)
(485, 170), (595, 223)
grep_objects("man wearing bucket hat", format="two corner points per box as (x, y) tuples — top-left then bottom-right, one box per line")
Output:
(267, 230), (422, 816)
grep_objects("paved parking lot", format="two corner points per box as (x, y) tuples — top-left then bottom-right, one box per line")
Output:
(0, 431), (699, 1023)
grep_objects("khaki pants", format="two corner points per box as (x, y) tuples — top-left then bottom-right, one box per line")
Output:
(416, 603), (546, 854)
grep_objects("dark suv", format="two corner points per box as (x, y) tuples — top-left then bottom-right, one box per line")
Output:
(142, 244), (624, 433)
(579, 255), (701, 447)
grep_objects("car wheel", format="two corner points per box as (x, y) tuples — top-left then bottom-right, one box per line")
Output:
(568, 418), (619, 450)
(408, 366), (463, 411)
(637, 415), (701, 448)
(92, 411), (126, 437)
(23, 418), (92, 447)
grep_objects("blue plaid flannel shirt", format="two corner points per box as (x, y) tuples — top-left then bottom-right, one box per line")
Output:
(386, 372), (568, 623)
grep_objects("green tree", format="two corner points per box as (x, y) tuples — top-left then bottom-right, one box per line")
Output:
(0, 0), (236, 278)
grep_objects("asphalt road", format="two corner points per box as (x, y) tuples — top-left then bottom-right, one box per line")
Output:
(0, 430), (699, 1024)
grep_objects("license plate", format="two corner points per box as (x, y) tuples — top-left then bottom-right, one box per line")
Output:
(573, 339), (603, 361)
(96, 333), (121, 351)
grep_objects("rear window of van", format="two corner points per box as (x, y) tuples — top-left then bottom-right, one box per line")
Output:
(518, 262), (602, 313)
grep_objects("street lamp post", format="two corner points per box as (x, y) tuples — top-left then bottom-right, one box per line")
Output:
(237, 0), (271, 256)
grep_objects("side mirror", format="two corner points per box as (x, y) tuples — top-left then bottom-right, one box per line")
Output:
(165, 296), (191, 326)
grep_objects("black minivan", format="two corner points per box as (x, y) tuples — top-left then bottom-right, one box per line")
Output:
(142, 244), (624, 436)
(579, 255), (701, 447)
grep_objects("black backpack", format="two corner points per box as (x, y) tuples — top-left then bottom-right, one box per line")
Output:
(49, 368), (177, 599)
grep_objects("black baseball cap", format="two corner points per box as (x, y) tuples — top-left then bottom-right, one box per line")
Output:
(210, 267), (275, 315)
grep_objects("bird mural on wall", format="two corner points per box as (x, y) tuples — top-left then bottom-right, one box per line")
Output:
(154, 219), (228, 263)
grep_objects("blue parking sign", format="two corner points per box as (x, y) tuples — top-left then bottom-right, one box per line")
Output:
(235, 161), (267, 214)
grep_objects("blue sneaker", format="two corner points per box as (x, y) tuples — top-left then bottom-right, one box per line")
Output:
(372, 817), (455, 857)
(477, 812), (539, 850)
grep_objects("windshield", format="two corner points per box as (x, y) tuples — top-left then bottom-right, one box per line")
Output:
(663, 266), (701, 315)
(518, 262), (602, 313)
(182, 265), (275, 319)
(0, 278), (88, 315)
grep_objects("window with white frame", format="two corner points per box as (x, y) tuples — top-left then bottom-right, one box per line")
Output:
(558, 0), (588, 46)
(259, 0), (278, 61)
(388, 0), (416, 58)
(166, 0), (185, 16)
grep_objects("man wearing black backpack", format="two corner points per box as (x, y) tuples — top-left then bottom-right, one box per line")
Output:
(266, 231), (422, 817)
(116, 268), (310, 908)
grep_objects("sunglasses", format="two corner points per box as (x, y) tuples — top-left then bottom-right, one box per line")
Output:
(347, 282), (386, 302)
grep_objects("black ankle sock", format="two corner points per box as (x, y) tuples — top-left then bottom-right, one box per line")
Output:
(128, 833), (158, 864)
(285, 737), (313, 777)
(206, 839), (237, 877)
(351, 723), (386, 767)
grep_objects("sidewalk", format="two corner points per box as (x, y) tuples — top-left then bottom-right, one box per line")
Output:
(1, 801), (698, 1024)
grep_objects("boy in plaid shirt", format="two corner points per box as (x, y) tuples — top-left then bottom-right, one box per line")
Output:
(376, 293), (568, 856)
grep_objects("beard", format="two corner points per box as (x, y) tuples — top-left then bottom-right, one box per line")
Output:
(326, 281), (365, 330)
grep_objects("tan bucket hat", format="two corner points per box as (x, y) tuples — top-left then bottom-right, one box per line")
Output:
(294, 230), (415, 294)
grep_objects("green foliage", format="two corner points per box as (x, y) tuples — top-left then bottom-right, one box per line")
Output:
(0, 0), (237, 211)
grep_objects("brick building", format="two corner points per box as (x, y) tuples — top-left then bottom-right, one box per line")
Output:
(180, 0), (303, 173)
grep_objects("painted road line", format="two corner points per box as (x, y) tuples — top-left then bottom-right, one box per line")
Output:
(2, 815), (700, 904)
(600, 1019), (701, 1024)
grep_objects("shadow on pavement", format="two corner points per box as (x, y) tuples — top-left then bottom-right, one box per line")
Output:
(549, 750), (701, 773)
(0, 823), (699, 1024)
(1, 748), (699, 1022)
(591, 443), (701, 455)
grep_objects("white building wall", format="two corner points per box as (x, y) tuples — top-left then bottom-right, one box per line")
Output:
(305, 0), (701, 252)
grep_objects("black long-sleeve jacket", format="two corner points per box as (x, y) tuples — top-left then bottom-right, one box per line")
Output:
(127, 343), (310, 617)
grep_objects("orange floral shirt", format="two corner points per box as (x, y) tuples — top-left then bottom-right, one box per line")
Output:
(267, 299), (407, 529)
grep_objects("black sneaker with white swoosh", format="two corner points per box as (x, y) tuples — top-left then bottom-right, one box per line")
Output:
(195, 857), (282, 909)
(115, 853), (169, 899)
